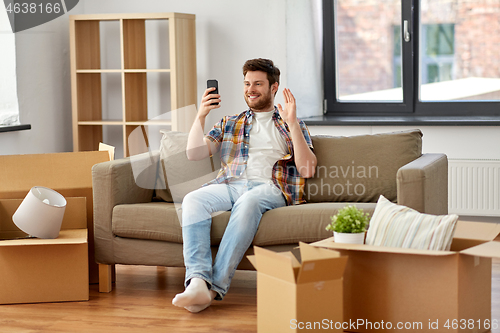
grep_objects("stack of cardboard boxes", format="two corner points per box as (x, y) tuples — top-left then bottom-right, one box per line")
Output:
(0, 151), (109, 304)
(250, 222), (500, 333)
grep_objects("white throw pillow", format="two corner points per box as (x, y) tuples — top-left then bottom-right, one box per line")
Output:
(365, 195), (459, 251)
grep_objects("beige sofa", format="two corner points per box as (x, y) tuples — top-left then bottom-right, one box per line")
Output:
(92, 129), (448, 292)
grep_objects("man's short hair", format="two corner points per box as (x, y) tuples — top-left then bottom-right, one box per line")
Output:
(242, 58), (280, 86)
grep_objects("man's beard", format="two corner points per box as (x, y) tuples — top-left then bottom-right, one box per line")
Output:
(244, 89), (273, 111)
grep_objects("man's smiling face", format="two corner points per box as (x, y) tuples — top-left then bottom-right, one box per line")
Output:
(243, 70), (277, 112)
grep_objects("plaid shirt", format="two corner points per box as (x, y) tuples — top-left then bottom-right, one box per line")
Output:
(205, 108), (314, 206)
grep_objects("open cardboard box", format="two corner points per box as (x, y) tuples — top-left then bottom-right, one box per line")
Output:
(0, 197), (87, 240)
(0, 151), (110, 283)
(0, 197), (89, 304)
(248, 242), (348, 332)
(311, 220), (500, 333)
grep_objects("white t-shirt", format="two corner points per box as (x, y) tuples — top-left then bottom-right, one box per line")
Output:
(241, 110), (288, 183)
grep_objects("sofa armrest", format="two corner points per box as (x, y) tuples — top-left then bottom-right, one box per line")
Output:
(92, 151), (159, 264)
(397, 153), (448, 215)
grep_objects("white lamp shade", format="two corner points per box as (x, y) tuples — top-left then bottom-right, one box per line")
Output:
(12, 186), (67, 239)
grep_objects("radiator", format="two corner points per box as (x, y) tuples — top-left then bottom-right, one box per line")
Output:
(448, 159), (500, 216)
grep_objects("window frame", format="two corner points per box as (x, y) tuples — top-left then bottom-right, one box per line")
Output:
(322, 0), (500, 118)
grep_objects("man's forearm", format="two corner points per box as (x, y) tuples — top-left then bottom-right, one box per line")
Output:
(288, 121), (317, 178)
(186, 115), (211, 161)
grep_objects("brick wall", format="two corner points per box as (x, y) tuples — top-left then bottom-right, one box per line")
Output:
(454, 0), (500, 79)
(335, 0), (500, 97)
(336, 0), (400, 96)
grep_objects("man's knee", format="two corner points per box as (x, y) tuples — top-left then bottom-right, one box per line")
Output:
(182, 189), (204, 210)
(232, 194), (263, 213)
(236, 185), (281, 208)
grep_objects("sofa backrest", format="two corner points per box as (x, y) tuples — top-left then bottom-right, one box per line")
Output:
(305, 129), (423, 203)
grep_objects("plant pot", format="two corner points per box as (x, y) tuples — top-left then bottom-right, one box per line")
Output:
(334, 231), (365, 244)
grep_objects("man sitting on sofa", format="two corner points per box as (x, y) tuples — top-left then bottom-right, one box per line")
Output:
(172, 58), (317, 313)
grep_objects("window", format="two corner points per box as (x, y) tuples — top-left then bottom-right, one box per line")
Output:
(0, 4), (20, 126)
(323, 0), (500, 117)
(394, 24), (455, 87)
(421, 24), (454, 85)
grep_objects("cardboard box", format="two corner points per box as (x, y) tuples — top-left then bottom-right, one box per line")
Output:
(0, 151), (109, 283)
(311, 221), (500, 333)
(0, 197), (87, 239)
(248, 242), (348, 332)
(0, 198), (89, 304)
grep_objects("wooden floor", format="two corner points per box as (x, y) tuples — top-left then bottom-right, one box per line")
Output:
(0, 266), (257, 333)
(1, 259), (499, 333)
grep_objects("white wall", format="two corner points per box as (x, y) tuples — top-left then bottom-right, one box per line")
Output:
(0, 0), (289, 155)
(0, 4), (84, 155)
(0, 0), (498, 161)
(79, 0), (290, 130)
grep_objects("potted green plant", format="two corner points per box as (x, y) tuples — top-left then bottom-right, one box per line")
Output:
(325, 205), (370, 244)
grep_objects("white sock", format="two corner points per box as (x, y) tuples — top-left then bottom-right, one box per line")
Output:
(185, 290), (217, 313)
(185, 301), (211, 313)
(172, 278), (212, 308)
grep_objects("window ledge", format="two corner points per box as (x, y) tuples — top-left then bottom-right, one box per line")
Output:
(0, 124), (32, 133)
(303, 116), (500, 126)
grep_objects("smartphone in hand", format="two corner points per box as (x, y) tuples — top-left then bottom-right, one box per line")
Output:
(207, 79), (219, 105)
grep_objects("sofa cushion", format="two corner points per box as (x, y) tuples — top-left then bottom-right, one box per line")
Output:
(306, 129), (423, 203)
(155, 130), (220, 202)
(112, 202), (231, 245)
(253, 202), (375, 246)
(112, 203), (183, 243)
(111, 202), (376, 246)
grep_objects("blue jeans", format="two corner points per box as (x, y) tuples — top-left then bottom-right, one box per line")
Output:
(181, 180), (286, 300)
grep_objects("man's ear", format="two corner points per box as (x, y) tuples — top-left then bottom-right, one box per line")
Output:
(271, 82), (279, 96)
